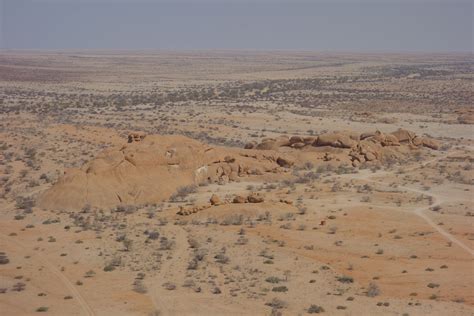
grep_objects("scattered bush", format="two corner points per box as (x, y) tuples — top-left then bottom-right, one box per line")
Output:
(0, 252), (10, 265)
(307, 304), (325, 313)
(272, 286), (288, 292)
(337, 275), (354, 284)
(266, 298), (287, 309)
(265, 276), (282, 284)
(133, 280), (147, 293)
(427, 283), (440, 288)
(367, 282), (380, 297)
(214, 253), (230, 264)
(170, 185), (197, 202)
(211, 286), (221, 294)
(163, 282), (176, 290)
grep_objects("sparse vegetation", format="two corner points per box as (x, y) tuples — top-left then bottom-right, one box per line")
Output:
(307, 305), (325, 313)
(367, 282), (380, 297)
(0, 51), (470, 316)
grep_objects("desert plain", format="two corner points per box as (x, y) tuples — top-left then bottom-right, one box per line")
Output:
(0, 51), (473, 315)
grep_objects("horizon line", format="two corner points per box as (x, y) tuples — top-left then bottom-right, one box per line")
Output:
(1, 48), (473, 55)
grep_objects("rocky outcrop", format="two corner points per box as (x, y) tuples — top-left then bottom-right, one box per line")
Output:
(176, 193), (267, 216)
(177, 204), (211, 216)
(255, 136), (290, 150)
(390, 128), (417, 144)
(276, 156), (294, 168)
(232, 195), (247, 204)
(38, 135), (287, 211)
(390, 128), (439, 150)
(244, 128), (441, 169)
(421, 137), (440, 150)
(210, 194), (221, 206)
(315, 132), (359, 149)
(247, 193), (265, 203)
(244, 141), (257, 149)
(247, 129), (439, 159)
(128, 132), (146, 143)
(39, 128), (441, 211)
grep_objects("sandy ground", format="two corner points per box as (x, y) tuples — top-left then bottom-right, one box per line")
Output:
(0, 51), (473, 315)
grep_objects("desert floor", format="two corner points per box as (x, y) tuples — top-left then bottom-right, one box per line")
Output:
(0, 51), (473, 315)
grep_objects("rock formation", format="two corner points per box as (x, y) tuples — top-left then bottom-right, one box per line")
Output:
(246, 128), (440, 167)
(247, 128), (439, 152)
(128, 131), (146, 143)
(38, 128), (440, 211)
(210, 194), (221, 206)
(38, 134), (288, 211)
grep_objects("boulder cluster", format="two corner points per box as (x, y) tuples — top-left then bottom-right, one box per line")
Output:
(128, 131), (146, 143)
(245, 128), (440, 167)
(233, 193), (265, 204)
(194, 155), (274, 186)
(176, 193), (266, 216)
(177, 204), (211, 216)
(245, 128), (439, 151)
(348, 129), (438, 167)
(210, 192), (265, 206)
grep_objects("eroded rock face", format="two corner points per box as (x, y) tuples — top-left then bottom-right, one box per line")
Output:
(38, 135), (286, 211)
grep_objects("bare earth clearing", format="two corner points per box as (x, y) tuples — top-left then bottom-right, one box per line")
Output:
(0, 51), (473, 315)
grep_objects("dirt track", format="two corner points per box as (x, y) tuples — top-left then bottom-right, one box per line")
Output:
(0, 234), (96, 316)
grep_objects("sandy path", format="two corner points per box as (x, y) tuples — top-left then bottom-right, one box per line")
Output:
(342, 153), (474, 257)
(0, 234), (96, 316)
(148, 226), (189, 315)
(382, 179), (473, 256)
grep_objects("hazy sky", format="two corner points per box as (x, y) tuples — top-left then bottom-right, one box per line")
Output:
(1, 0), (472, 51)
